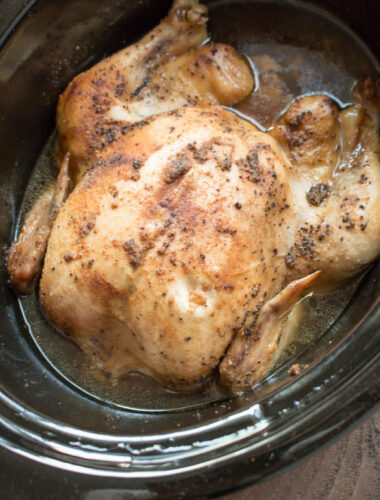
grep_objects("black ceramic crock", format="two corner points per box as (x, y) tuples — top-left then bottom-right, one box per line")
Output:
(0, 1), (379, 498)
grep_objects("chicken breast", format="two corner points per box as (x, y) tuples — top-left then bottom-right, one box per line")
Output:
(40, 106), (292, 388)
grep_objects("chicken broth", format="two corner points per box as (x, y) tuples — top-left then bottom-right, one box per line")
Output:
(18, 0), (378, 411)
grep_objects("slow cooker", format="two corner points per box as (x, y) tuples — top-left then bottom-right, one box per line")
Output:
(0, 0), (379, 498)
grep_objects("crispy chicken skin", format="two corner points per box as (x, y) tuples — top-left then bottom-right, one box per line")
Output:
(8, 0), (380, 392)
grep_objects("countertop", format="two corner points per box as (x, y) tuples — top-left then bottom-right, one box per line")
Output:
(221, 410), (379, 500)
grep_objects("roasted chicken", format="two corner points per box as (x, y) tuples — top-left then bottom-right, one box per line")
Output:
(8, 0), (380, 393)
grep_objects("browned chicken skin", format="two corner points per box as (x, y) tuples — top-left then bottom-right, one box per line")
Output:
(8, 0), (253, 294)
(57, 0), (253, 182)
(8, 0), (380, 393)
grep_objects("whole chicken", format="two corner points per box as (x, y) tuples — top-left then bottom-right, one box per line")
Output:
(8, 0), (380, 393)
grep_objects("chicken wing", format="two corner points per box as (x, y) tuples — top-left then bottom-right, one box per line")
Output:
(7, 153), (70, 293)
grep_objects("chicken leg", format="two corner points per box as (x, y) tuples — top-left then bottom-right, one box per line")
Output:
(270, 82), (380, 286)
(57, 0), (253, 181)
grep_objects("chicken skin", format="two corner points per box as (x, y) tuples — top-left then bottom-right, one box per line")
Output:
(56, 0), (253, 182)
(221, 89), (380, 391)
(8, 0), (380, 393)
(8, 0), (253, 294)
(41, 106), (294, 388)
